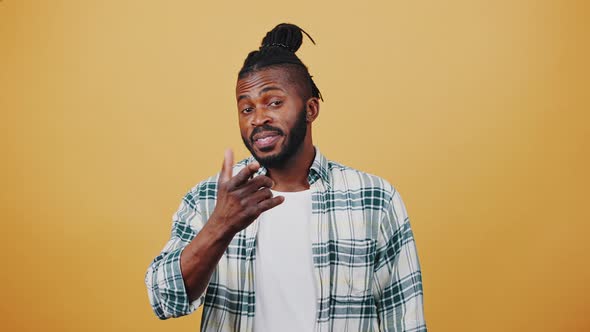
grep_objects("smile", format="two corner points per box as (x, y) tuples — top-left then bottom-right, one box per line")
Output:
(252, 132), (282, 149)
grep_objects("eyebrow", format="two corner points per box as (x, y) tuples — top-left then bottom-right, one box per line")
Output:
(238, 86), (285, 101)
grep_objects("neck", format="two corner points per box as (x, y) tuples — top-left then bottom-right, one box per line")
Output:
(266, 140), (315, 192)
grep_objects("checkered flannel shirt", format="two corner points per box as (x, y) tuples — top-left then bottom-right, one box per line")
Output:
(145, 147), (426, 331)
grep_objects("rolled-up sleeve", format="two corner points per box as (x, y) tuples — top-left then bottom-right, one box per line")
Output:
(372, 189), (427, 332)
(145, 190), (206, 319)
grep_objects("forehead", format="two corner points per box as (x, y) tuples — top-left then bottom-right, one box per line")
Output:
(236, 67), (298, 97)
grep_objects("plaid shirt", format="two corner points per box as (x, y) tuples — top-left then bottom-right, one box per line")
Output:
(145, 148), (426, 332)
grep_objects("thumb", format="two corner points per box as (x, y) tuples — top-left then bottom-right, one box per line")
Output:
(219, 148), (234, 184)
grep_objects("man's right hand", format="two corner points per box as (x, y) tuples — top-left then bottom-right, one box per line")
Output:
(210, 149), (284, 234)
(179, 149), (284, 302)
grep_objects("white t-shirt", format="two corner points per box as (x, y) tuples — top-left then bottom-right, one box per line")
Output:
(253, 189), (317, 332)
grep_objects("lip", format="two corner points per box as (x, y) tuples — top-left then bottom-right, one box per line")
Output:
(253, 133), (281, 150)
(252, 130), (281, 141)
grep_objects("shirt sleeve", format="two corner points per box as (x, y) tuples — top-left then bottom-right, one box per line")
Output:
(372, 189), (427, 332)
(144, 190), (206, 319)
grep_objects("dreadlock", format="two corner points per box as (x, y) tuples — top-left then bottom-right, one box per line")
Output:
(238, 23), (323, 101)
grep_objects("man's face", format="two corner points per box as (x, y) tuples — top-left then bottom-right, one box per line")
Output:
(236, 67), (308, 169)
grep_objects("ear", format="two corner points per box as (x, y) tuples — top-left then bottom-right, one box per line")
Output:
(305, 97), (320, 123)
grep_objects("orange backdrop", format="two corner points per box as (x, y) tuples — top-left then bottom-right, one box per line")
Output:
(1, 0), (588, 331)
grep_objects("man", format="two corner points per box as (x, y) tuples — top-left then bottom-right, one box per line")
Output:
(145, 23), (426, 332)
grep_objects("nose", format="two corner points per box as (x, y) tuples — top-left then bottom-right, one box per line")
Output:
(251, 108), (271, 127)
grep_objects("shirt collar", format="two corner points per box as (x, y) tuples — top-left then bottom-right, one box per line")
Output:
(250, 146), (332, 189)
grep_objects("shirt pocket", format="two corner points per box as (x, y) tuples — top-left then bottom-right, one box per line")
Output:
(330, 238), (377, 297)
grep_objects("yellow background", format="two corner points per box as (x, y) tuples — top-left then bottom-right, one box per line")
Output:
(1, 0), (588, 331)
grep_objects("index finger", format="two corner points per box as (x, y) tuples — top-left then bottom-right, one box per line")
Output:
(218, 149), (234, 184)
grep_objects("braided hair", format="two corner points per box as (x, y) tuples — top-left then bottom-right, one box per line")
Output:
(238, 23), (323, 101)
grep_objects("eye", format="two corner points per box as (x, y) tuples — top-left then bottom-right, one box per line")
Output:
(269, 100), (283, 107)
(241, 107), (254, 114)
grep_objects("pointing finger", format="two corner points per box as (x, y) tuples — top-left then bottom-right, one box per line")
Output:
(218, 149), (234, 184)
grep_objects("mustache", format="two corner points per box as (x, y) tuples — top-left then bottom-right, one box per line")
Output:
(250, 125), (284, 142)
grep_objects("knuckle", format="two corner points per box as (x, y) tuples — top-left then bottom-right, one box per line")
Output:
(240, 198), (249, 207)
(245, 206), (258, 217)
(229, 192), (241, 202)
(258, 200), (270, 210)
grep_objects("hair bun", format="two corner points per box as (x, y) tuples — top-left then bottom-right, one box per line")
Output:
(260, 23), (315, 53)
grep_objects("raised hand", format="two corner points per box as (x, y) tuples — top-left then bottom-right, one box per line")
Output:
(210, 149), (284, 234)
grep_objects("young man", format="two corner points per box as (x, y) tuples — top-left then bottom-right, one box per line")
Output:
(145, 23), (427, 332)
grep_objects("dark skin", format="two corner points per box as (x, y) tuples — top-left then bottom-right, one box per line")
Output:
(180, 67), (320, 302)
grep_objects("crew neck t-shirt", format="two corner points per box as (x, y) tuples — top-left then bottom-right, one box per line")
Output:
(253, 189), (316, 332)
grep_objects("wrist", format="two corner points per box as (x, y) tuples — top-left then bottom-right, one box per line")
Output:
(206, 214), (239, 242)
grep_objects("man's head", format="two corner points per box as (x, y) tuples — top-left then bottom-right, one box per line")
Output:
(236, 23), (321, 169)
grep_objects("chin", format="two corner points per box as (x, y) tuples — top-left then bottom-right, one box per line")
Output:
(254, 148), (282, 161)
(256, 145), (280, 155)
(253, 148), (290, 169)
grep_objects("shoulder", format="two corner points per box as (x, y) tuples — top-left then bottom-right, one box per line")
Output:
(326, 159), (397, 198)
(326, 160), (413, 237)
(325, 160), (411, 232)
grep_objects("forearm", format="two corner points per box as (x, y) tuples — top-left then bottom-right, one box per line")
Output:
(146, 154), (279, 318)
(180, 215), (236, 302)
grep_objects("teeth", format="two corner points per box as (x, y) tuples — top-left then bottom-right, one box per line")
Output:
(258, 136), (273, 143)
(256, 134), (277, 142)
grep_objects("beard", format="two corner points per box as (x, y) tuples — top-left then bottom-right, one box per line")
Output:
(241, 106), (307, 169)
